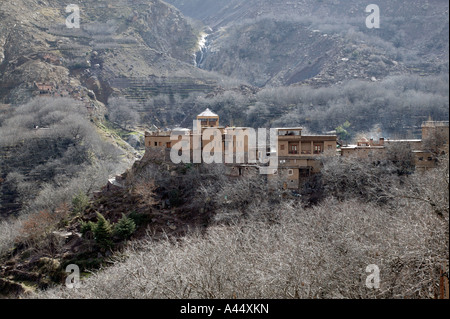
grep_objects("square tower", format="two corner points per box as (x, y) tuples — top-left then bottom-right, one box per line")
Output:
(197, 108), (219, 128)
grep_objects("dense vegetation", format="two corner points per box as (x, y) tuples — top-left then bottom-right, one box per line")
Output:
(114, 74), (449, 138)
(1, 128), (448, 298)
(27, 151), (449, 299)
(0, 0), (448, 299)
(0, 98), (127, 217)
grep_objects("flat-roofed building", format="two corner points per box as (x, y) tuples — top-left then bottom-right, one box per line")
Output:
(144, 110), (338, 189)
(341, 120), (449, 172)
(274, 128), (337, 189)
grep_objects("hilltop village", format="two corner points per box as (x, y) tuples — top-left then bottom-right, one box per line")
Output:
(144, 109), (449, 190)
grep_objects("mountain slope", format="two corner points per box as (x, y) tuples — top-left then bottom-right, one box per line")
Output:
(0, 0), (219, 105)
(166, 0), (449, 87)
(0, 0), (220, 217)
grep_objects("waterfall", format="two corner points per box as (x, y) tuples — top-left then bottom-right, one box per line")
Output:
(194, 32), (209, 68)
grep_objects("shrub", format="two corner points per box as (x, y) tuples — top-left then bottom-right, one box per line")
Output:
(0, 219), (22, 257)
(93, 213), (113, 250)
(128, 211), (152, 226)
(80, 221), (96, 239)
(113, 214), (136, 241)
(18, 209), (67, 245)
(72, 192), (90, 215)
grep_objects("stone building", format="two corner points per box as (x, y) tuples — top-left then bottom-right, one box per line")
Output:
(145, 109), (338, 189)
(340, 120), (449, 172)
(273, 128), (337, 189)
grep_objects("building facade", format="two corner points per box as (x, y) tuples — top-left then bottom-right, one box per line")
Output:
(340, 121), (449, 172)
(145, 109), (338, 189)
(145, 111), (448, 187)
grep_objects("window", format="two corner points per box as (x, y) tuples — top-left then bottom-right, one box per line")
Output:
(166, 142), (171, 148)
(418, 157), (424, 161)
(314, 145), (322, 154)
(289, 144), (298, 154)
(427, 157), (433, 161)
(280, 145), (285, 151)
(288, 169), (294, 176)
(154, 142), (158, 147)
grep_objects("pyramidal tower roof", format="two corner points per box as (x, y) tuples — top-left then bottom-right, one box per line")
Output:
(197, 108), (218, 117)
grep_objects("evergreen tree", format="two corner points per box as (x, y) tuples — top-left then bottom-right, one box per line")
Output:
(93, 213), (113, 249)
(72, 191), (90, 215)
(336, 121), (352, 146)
(113, 213), (136, 240)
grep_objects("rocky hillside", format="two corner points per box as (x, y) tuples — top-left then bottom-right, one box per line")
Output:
(167, 0), (449, 87)
(0, 0), (254, 219)
(0, 0), (448, 218)
(0, 151), (241, 296)
(200, 18), (409, 87)
(0, 0), (221, 106)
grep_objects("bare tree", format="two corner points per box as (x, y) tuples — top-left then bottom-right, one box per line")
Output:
(107, 97), (140, 130)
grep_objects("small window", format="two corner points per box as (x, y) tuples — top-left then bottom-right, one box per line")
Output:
(288, 169), (294, 176)
(154, 142), (158, 147)
(289, 144), (298, 154)
(418, 157), (424, 161)
(427, 157), (433, 161)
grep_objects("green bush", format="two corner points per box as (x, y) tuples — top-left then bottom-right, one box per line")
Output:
(72, 191), (90, 215)
(113, 214), (136, 240)
(93, 213), (113, 250)
(128, 211), (152, 226)
(80, 221), (96, 238)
